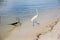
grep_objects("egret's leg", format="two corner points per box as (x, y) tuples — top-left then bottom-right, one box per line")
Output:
(35, 21), (40, 25)
(33, 21), (35, 27)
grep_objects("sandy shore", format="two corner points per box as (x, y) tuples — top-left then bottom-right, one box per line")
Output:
(38, 17), (60, 40)
(1, 7), (60, 40)
(4, 15), (60, 40)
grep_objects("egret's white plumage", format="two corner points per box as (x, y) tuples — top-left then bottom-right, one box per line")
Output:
(31, 9), (39, 26)
(31, 14), (38, 22)
(31, 9), (38, 22)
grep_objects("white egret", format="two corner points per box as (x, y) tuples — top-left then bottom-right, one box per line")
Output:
(31, 9), (39, 26)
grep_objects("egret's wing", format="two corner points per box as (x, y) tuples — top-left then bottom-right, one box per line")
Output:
(31, 15), (38, 22)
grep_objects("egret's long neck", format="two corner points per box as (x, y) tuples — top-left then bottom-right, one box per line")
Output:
(36, 9), (38, 15)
